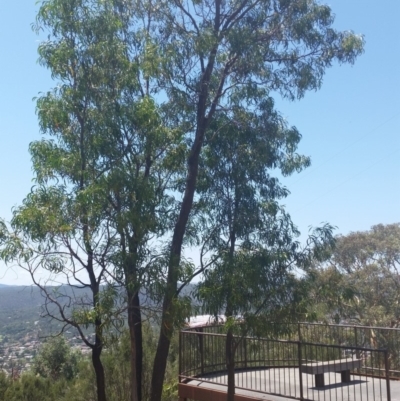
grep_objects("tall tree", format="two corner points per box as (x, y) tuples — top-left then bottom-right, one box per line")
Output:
(20, 2), (184, 400)
(146, 2), (364, 400)
(0, 195), (121, 401)
(195, 107), (335, 401)
(0, 2), (145, 400)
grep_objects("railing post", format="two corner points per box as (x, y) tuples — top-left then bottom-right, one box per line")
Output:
(354, 326), (360, 373)
(297, 341), (304, 401)
(354, 325), (358, 348)
(385, 349), (391, 401)
(298, 322), (302, 342)
(197, 327), (204, 375)
(179, 331), (182, 383)
(244, 336), (248, 368)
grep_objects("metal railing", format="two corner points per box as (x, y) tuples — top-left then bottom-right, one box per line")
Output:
(194, 322), (400, 378)
(179, 328), (392, 401)
(294, 322), (400, 379)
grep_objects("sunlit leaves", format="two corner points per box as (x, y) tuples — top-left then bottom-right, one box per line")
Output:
(195, 99), (335, 329)
(308, 224), (400, 326)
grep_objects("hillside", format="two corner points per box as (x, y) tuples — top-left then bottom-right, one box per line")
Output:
(0, 283), (196, 344)
(0, 286), (86, 343)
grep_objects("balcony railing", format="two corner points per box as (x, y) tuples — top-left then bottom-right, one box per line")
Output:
(179, 327), (392, 401)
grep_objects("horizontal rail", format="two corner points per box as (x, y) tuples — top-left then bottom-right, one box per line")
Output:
(298, 322), (400, 332)
(182, 330), (383, 353)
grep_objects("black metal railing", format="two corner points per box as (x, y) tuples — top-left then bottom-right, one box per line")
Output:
(192, 322), (400, 378)
(295, 322), (400, 379)
(179, 329), (392, 401)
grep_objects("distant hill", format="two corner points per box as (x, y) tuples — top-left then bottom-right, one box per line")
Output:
(0, 283), (197, 343)
(0, 285), (74, 342)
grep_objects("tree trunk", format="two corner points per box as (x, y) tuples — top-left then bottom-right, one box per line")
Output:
(226, 329), (235, 401)
(87, 251), (106, 401)
(127, 289), (143, 401)
(123, 236), (143, 401)
(150, 320), (173, 401)
(150, 134), (204, 401)
(128, 290), (140, 401)
(133, 292), (143, 401)
(149, 20), (221, 399)
(92, 338), (107, 401)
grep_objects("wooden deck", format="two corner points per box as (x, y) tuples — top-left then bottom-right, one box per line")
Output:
(179, 367), (398, 401)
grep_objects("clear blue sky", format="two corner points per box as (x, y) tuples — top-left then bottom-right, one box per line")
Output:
(0, 0), (399, 285)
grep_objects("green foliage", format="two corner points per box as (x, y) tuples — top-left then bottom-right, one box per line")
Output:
(0, 371), (10, 401)
(161, 381), (178, 401)
(3, 374), (64, 401)
(195, 104), (335, 328)
(308, 223), (400, 326)
(0, 324), (179, 401)
(33, 336), (80, 381)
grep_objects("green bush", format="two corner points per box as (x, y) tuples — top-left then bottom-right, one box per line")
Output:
(3, 374), (64, 401)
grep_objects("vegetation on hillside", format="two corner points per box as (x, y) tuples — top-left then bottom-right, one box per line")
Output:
(0, 325), (179, 401)
(308, 223), (400, 327)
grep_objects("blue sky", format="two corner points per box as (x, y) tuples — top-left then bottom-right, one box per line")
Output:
(0, 0), (399, 285)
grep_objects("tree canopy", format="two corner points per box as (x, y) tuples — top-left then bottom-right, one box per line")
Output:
(308, 223), (400, 327)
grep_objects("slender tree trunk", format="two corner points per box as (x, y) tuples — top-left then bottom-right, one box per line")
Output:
(133, 291), (143, 401)
(150, 130), (204, 401)
(150, 320), (173, 401)
(86, 243), (107, 401)
(92, 336), (107, 401)
(91, 286), (107, 401)
(150, 137), (205, 401)
(127, 289), (143, 401)
(127, 289), (140, 401)
(226, 329), (235, 401)
(150, 13), (222, 398)
(226, 211), (236, 401)
(118, 232), (143, 401)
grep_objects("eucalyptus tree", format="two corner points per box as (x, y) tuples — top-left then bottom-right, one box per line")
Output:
(0, 185), (121, 401)
(0, 1), (167, 400)
(31, 2), (185, 401)
(143, 2), (364, 399)
(30, 2), (365, 400)
(195, 106), (335, 401)
(0, 3), (132, 399)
